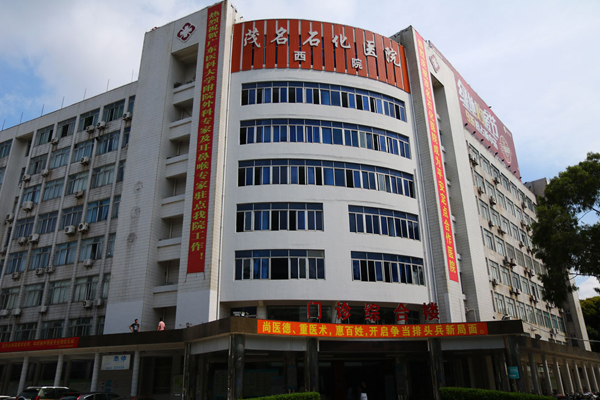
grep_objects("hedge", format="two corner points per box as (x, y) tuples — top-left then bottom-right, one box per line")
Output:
(249, 392), (320, 400)
(440, 387), (554, 400)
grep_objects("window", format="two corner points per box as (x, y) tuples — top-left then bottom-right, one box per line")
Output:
(127, 96), (135, 113)
(485, 181), (496, 198)
(517, 302), (527, 321)
(23, 284), (44, 307)
(521, 277), (531, 295)
(5, 251), (27, 274)
(535, 309), (544, 326)
(37, 212), (58, 234)
(79, 236), (104, 261)
(0, 287), (20, 309)
(0, 326), (9, 342)
(501, 217), (511, 235)
(506, 243), (516, 261)
(49, 147), (70, 169)
(349, 206), (420, 240)
(240, 119), (411, 159)
(41, 320), (64, 339)
(54, 242), (77, 265)
(57, 117), (76, 138)
(35, 125), (54, 146)
(239, 159), (415, 198)
(351, 251), (425, 285)
(29, 246), (51, 270)
(90, 164), (114, 188)
(497, 191), (506, 209)
(112, 196), (120, 218)
(66, 172), (88, 194)
(483, 229), (495, 251)
(507, 199), (515, 217)
(511, 272), (521, 290)
(72, 140), (93, 162)
(96, 131), (120, 155)
(28, 154), (47, 175)
(106, 234), (116, 257)
(0, 167), (4, 185)
(122, 127), (130, 148)
(49, 280), (71, 304)
(73, 275), (99, 301)
(86, 198), (110, 223)
(61, 206), (83, 229)
(488, 260), (500, 281)
(500, 267), (511, 285)
(117, 161), (126, 182)
(494, 293), (506, 314)
(506, 298), (517, 318)
(78, 109), (99, 131)
(491, 209), (500, 227)
(474, 172), (485, 191)
(479, 200), (490, 220)
(22, 184), (41, 204)
(14, 217), (35, 238)
(0, 140), (12, 158)
(14, 323), (37, 341)
(68, 317), (92, 337)
(102, 273), (111, 298)
(526, 305), (535, 323)
(96, 316), (105, 335)
(102, 100), (125, 122)
(235, 249), (325, 280)
(481, 156), (491, 175)
(495, 237), (506, 257)
(43, 178), (64, 201)
(236, 203), (323, 232)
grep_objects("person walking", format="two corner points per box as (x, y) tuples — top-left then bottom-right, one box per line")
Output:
(157, 318), (166, 331)
(129, 318), (140, 333)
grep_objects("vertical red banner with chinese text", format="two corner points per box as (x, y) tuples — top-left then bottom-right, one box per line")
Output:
(187, 3), (222, 274)
(415, 31), (459, 282)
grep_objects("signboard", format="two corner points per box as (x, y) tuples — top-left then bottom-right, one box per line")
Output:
(414, 30), (459, 282)
(0, 337), (79, 353)
(187, 2), (223, 274)
(427, 42), (520, 177)
(101, 354), (131, 370)
(231, 20), (410, 92)
(257, 319), (488, 339)
(508, 366), (520, 379)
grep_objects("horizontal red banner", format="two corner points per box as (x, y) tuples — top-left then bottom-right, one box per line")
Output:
(0, 337), (79, 353)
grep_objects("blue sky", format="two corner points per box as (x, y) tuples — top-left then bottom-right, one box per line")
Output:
(1, 0), (599, 296)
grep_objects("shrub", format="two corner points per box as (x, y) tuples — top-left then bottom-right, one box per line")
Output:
(250, 392), (320, 400)
(440, 387), (554, 400)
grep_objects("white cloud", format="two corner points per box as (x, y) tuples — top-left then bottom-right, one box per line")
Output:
(577, 277), (600, 300)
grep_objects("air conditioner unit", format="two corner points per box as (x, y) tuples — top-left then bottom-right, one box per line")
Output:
(0, 247), (6, 255)
(51, 137), (59, 145)
(519, 241), (525, 248)
(41, 169), (50, 177)
(96, 121), (106, 130)
(503, 256), (510, 266)
(93, 298), (103, 307)
(11, 271), (21, 279)
(35, 268), (44, 276)
(12, 308), (21, 316)
(0, 310), (8, 317)
(493, 177), (500, 185)
(469, 154), (478, 166)
(28, 233), (39, 244)
(22, 174), (31, 182)
(122, 112), (132, 121)
(64, 225), (76, 235)
(509, 258), (517, 266)
(82, 258), (94, 268)
(521, 201), (527, 209)
(39, 305), (48, 314)
(86, 125), (95, 133)
(551, 328), (558, 335)
(520, 221), (527, 228)
(22, 201), (34, 211)
(74, 190), (85, 199)
(5, 213), (14, 223)
(83, 300), (93, 308)
(80, 156), (90, 165)
(491, 278), (498, 287)
(45, 266), (54, 274)
(488, 220), (495, 228)
(497, 227), (506, 235)
(17, 237), (28, 246)
(489, 197), (497, 206)
(477, 187), (484, 195)
(530, 295), (538, 303)
(78, 222), (89, 233)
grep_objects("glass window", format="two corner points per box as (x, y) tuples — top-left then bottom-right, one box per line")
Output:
(235, 249), (325, 281)
(49, 280), (71, 304)
(102, 100), (125, 122)
(41, 320), (64, 339)
(112, 196), (121, 219)
(102, 273), (111, 298)
(78, 109), (100, 131)
(0, 140), (12, 158)
(54, 242), (77, 266)
(5, 251), (27, 274)
(96, 131), (120, 155)
(66, 172), (88, 194)
(49, 147), (70, 169)
(86, 198), (111, 223)
(22, 184), (41, 204)
(90, 164), (114, 188)
(0, 167), (4, 185)
(0, 287), (20, 309)
(117, 161), (126, 182)
(68, 317), (92, 337)
(72, 140), (93, 162)
(43, 178), (64, 201)
(57, 117), (76, 138)
(28, 154), (47, 175)
(23, 284), (44, 307)
(106, 233), (116, 257)
(14, 323), (37, 341)
(494, 293), (506, 314)
(14, 217), (35, 238)
(37, 212), (58, 234)
(29, 246), (51, 270)
(79, 236), (104, 261)
(73, 276), (99, 301)
(35, 125), (54, 146)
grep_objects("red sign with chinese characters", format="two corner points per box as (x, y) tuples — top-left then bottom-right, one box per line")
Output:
(231, 20), (410, 92)
(414, 31), (459, 283)
(187, 3), (222, 274)
(257, 319), (488, 339)
(0, 337), (79, 353)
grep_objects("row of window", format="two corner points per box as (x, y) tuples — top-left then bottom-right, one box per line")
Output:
(478, 199), (531, 245)
(488, 259), (543, 298)
(0, 317), (105, 342)
(351, 252), (425, 285)
(20, 162), (125, 205)
(0, 274), (109, 310)
(235, 250), (325, 280)
(482, 228), (539, 272)
(240, 119), (411, 158)
(5, 234), (115, 274)
(474, 173), (533, 226)
(238, 159), (415, 198)
(236, 203), (323, 232)
(349, 206), (420, 240)
(492, 292), (565, 332)
(241, 81), (407, 122)
(0, 140), (11, 159)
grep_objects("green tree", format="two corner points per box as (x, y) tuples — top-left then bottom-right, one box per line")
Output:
(580, 296), (600, 352)
(531, 152), (600, 305)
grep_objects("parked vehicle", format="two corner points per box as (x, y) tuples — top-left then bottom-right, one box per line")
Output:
(65, 393), (120, 400)
(16, 387), (70, 400)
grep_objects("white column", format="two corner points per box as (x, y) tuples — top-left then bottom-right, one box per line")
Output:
(553, 358), (564, 395)
(563, 359), (574, 394)
(589, 363), (598, 392)
(130, 351), (141, 396)
(541, 355), (552, 395)
(573, 361), (583, 392)
(54, 354), (64, 386)
(582, 363), (591, 392)
(90, 353), (101, 391)
(17, 356), (29, 395)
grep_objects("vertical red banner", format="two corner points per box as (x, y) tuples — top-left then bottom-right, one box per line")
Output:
(187, 2), (222, 274)
(414, 30), (459, 282)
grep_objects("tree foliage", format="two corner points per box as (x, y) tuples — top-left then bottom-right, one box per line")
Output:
(531, 152), (600, 305)
(580, 296), (600, 352)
